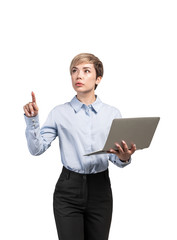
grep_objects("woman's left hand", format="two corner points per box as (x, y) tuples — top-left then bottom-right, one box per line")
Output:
(109, 140), (136, 162)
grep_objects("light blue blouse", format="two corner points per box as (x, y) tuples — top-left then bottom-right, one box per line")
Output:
(24, 96), (130, 173)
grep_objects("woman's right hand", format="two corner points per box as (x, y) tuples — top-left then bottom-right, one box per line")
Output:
(23, 91), (39, 117)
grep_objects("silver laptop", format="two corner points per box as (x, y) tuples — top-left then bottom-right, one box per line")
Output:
(84, 117), (160, 156)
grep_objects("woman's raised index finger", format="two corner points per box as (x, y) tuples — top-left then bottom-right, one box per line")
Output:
(31, 91), (36, 103)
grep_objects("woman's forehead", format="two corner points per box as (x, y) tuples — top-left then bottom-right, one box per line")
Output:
(72, 62), (94, 68)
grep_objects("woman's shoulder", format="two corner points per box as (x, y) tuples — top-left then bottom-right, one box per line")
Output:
(50, 101), (71, 113)
(101, 101), (121, 115)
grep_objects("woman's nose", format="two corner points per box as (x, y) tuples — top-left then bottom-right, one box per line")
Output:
(77, 70), (83, 79)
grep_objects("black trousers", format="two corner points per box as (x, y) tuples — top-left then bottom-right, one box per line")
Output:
(53, 167), (113, 240)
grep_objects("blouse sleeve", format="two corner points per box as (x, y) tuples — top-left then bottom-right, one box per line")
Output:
(24, 110), (57, 156)
(108, 107), (132, 168)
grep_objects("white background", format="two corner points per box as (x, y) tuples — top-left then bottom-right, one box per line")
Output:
(0, 0), (177, 239)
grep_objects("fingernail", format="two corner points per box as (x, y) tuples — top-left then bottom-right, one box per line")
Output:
(31, 112), (34, 116)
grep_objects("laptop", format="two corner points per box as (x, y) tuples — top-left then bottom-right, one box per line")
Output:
(84, 117), (160, 156)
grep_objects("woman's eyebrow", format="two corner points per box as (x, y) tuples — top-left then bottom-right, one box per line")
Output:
(83, 67), (91, 69)
(72, 66), (92, 70)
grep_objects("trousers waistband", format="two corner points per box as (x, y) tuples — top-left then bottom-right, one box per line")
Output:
(62, 166), (109, 179)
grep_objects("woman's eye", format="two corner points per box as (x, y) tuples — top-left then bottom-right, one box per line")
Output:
(72, 69), (77, 73)
(85, 70), (90, 73)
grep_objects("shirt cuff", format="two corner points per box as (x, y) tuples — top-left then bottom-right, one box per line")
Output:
(24, 114), (40, 129)
(109, 153), (131, 168)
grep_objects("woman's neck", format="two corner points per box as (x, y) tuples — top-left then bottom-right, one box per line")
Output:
(76, 92), (96, 105)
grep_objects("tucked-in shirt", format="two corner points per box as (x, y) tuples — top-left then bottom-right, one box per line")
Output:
(24, 96), (131, 174)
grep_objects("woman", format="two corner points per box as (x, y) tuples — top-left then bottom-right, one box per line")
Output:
(23, 53), (136, 240)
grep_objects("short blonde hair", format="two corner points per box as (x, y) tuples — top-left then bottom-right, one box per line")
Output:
(70, 53), (104, 89)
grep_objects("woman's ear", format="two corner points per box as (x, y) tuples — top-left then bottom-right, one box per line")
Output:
(96, 76), (102, 85)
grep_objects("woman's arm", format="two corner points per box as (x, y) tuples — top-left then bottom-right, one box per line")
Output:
(23, 92), (57, 156)
(108, 108), (136, 167)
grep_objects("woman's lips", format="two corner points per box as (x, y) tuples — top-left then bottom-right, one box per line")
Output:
(75, 82), (84, 86)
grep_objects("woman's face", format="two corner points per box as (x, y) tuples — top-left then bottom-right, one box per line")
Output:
(71, 62), (101, 94)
